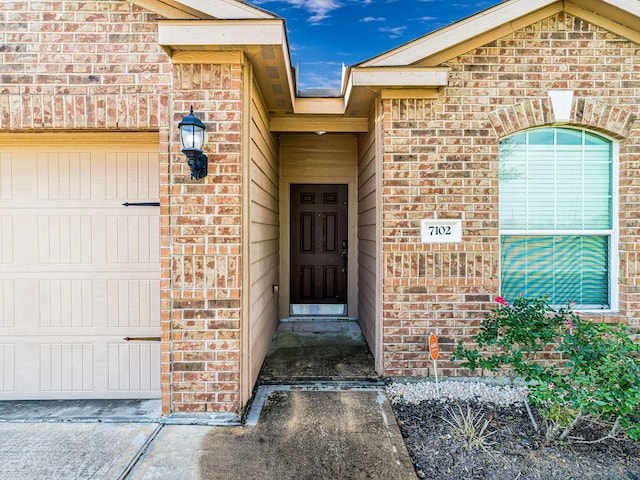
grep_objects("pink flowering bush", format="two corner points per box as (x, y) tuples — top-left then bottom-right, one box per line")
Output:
(537, 319), (640, 442)
(453, 294), (640, 443)
(452, 294), (568, 385)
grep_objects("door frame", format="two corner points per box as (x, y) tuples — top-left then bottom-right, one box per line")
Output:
(280, 179), (358, 319)
(290, 183), (349, 312)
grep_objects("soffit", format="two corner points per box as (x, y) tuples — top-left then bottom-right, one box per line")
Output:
(158, 19), (296, 114)
(342, 67), (448, 118)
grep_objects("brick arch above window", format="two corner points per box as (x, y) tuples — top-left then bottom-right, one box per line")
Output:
(488, 98), (636, 140)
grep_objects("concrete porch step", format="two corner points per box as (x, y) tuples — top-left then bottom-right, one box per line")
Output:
(258, 320), (379, 385)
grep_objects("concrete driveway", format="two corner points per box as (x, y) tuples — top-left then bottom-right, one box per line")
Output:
(0, 387), (416, 480)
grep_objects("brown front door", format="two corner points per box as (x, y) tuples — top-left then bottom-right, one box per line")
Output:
(290, 184), (348, 307)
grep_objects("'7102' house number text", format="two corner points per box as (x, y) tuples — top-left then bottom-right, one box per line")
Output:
(420, 219), (462, 244)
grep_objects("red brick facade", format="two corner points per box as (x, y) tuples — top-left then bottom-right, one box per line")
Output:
(0, 0), (171, 129)
(381, 12), (640, 377)
(163, 63), (245, 414)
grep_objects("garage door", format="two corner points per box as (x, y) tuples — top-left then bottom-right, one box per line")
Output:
(0, 133), (161, 399)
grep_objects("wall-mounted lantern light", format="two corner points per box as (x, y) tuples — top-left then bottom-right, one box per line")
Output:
(178, 106), (208, 180)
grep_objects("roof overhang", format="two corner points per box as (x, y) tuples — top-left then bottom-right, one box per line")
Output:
(158, 19), (296, 114)
(128, 0), (276, 20)
(267, 67), (448, 131)
(137, 0), (640, 132)
(339, 67), (448, 119)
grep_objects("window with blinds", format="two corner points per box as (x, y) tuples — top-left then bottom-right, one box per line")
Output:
(499, 128), (614, 308)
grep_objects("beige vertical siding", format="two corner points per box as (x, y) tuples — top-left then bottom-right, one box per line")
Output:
(248, 80), (280, 387)
(357, 107), (382, 372)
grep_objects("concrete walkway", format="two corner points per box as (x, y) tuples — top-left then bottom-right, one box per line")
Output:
(0, 320), (417, 479)
(0, 388), (416, 480)
(131, 387), (417, 480)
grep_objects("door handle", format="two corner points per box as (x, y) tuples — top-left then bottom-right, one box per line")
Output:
(122, 202), (160, 207)
(342, 251), (347, 272)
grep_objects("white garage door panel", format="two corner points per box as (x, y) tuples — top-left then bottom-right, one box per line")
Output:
(0, 143), (161, 399)
(0, 344), (16, 391)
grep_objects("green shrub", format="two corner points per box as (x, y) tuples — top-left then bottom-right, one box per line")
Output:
(452, 294), (640, 443)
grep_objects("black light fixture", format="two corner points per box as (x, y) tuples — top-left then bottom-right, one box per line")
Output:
(178, 106), (208, 180)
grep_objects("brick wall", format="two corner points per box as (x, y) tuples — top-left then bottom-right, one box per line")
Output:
(163, 63), (244, 414)
(0, 0), (171, 129)
(381, 12), (640, 378)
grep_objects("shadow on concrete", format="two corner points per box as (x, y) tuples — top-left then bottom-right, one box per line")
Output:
(258, 319), (379, 384)
(198, 389), (417, 480)
(0, 398), (161, 423)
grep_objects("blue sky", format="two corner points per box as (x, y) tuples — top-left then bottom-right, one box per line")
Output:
(248, 0), (504, 92)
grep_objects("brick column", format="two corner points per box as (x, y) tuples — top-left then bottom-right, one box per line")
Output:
(161, 63), (244, 415)
(380, 98), (499, 378)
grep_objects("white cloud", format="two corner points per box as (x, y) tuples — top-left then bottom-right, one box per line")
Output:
(361, 16), (386, 22)
(414, 16), (436, 21)
(378, 25), (407, 38)
(258, 0), (342, 23)
(253, 0), (376, 24)
(297, 62), (343, 90)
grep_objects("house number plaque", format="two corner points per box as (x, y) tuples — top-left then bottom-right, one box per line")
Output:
(420, 219), (462, 244)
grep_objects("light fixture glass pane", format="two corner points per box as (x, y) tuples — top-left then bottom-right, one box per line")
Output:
(180, 125), (195, 150)
(193, 127), (204, 150)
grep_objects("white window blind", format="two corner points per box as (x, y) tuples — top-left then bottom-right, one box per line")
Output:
(499, 128), (613, 308)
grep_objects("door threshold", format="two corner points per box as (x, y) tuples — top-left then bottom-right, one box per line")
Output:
(290, 304), (347, 316)
(281, 316), (356, 323)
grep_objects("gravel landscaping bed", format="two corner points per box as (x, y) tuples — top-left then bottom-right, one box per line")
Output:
(387, 380), (640, 480)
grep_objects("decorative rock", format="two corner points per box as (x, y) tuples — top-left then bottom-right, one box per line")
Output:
(386, 380), (527, 407)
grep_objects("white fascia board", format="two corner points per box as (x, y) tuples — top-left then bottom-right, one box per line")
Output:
(294, 97), (346, 115)
(349, 68), (449, 87)
(158, 20), (285, 46)
(343, 71), (354, 104)
(599, 0), (640, 16)
(175, 0), (276, 19)
(361, 0), (558, 67)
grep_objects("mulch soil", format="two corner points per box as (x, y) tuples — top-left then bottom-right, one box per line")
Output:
(391, 399), (640, 480)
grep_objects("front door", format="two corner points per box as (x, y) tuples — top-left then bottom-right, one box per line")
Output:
(290, 184), (348, 315)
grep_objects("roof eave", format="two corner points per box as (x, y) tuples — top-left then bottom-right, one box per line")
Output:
(359, 0), (561, 67)
(128, 0), (277, 20)
(358, 0), (640, 68)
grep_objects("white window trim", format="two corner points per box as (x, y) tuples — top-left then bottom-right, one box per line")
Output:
(610, 138), (620, 312)
(498, 130), (619, 313)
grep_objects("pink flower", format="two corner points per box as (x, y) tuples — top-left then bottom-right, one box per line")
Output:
(567, 320), (573, 329)
(548, 382), (555, 391)
(495, 296), (508, 305)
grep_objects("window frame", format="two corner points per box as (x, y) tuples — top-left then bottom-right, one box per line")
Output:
(498, 127), (619, 312)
